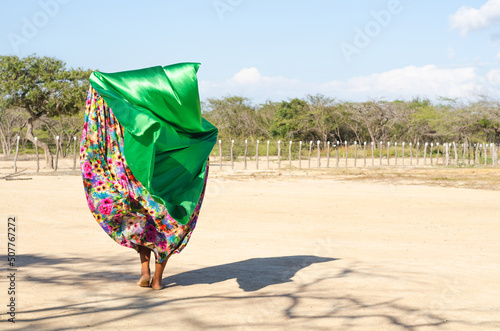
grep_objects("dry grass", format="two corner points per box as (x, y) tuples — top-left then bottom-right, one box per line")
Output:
(213, 166), (500, 191)
(2, 157), (499, 191)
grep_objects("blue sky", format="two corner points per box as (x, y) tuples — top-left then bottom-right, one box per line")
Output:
(0, 0), (499, 103)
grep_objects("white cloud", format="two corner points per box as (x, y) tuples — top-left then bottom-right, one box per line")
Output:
(232, 67), (262, 84)
(486, 68), (500, 83)
(340, 65), (478, 98)
(450, 0), (500, 36)
(199, 66), (499, 102)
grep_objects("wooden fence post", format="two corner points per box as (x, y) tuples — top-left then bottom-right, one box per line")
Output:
(409, 142), (412, 166)
(436, 143), (440, 164)
(256, 140), (259, 169)
(55, 136), (60, 171)
(326, 141), (330, 168)
(317, 140), (321, 168)
(344, 141), (348, 168)
(491, 143), (494, 165)
(416, 142), (420, 165)
(402, 142), (405, 166)
(379, 141), (383, 166)
(371, 142), (374, 166)
(468, 142), (472, 165)
(308, 141), (313, 168)
(231, 139), (234, 170)
(244, 139), (248, 170)
(336, 141), (339, 168)
(73, 136), (77, 171)
(354, 141), (357, 167)
(493, 143), (497, 165)
(266, 140), (270, 169)
(445, 143), (449, 165)
(278, 140), (281, 170)
(474, 143), (478, 164)
(450, 142), (454, 164)
(453, 142), (458, 165)
(13, 136), (20, 173)
(430, 143), (434, 166)
(483, 144), (488, 165)
(492, 143), (495, 165)
(219, 140), (222, 170)
(35, 137), (39, 173)
(387, 142), (390, 166)
(394, 142), (398, 166)
(363, 142), (366, 167)
(424, 142), (428, 165)
(289, 141), (292, 167)
(299, 141), (302, 169)
(495, 143), (498, 166)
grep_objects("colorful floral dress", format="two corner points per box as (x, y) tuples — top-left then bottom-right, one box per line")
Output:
(80, 87), (208, 263)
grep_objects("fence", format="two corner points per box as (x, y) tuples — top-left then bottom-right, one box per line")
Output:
(211, 140), (500, 171)
(8, 135), (79, 173)
(5, 137), (500, 174)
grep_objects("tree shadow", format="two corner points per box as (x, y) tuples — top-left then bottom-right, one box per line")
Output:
(3, 254), (500, 330)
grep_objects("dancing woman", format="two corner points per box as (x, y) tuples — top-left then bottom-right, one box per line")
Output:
(80, 63), (217, 290)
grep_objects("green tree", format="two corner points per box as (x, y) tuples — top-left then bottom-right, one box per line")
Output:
(270, 98), (311, 140)
(405, 98), (441, 143)
(0, 55), (92, 168)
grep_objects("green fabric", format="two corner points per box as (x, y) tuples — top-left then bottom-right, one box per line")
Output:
(89, 63), (218, 224)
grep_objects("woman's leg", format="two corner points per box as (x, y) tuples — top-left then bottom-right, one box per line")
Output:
(151, 256), (170, 290)
(137, 245), (152, 287)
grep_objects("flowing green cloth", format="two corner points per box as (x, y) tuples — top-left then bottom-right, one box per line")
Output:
(89, 63), (218, 225)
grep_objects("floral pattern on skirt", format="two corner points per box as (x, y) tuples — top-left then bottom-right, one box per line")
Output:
(80, 87), (207, 263)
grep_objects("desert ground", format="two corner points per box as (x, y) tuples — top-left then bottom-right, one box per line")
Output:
(0, 157), (500, 330)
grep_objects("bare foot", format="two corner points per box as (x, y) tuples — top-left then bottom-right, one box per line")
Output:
(150, 278), (163, 290)
(151, 257), (168, 290)
(137, 275), (151, 287)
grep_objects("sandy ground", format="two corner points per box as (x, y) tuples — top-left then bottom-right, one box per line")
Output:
(0, 159), (500, 330)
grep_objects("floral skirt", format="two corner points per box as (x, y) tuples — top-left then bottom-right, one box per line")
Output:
(80, 87), (207, 263)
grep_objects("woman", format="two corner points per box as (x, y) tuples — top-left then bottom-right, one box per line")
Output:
(80, 63), (218, 290)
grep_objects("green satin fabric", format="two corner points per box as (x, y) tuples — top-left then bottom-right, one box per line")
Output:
(89, 63), (218, 224)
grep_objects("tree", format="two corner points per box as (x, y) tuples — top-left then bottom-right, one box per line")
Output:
(342, 100), (394, 143)
(0, 55), (91, 168)
(254, 100), (278, 139)
(475, 97), (500, 143)
(270, 98), (312, 140)
(42, 112), (84, 157)
(203, 96), (258, 139)
(0, 107), (28, 157)
(306, 94), (338, 145)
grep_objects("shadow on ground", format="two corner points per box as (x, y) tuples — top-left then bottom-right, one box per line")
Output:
(163, 255), (336, 291)
(1, 254), (499, 330)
